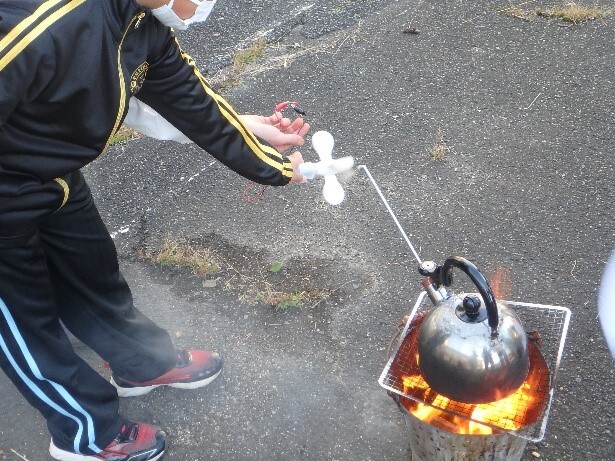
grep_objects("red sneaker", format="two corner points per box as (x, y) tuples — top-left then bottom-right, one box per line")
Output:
(49, 421), (165, 461)
(110, 349), (223, 397)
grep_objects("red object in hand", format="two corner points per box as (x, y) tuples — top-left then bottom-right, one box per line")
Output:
(274, 100), (306, 116)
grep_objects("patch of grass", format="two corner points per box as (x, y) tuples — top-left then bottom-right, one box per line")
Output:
(210, 24), (367, 93)
(499, 3), (612, 24)
(257, 291), (305, 309)
(232, 38), (267, 73)
(240, 282), (330, 310)
(214, 37), (268, 91)
(269, 261), (284, 273)
(110, 126), (141, 145)
(535, 3), (612, 23)
(139, 239), (339, 311)
(430, 128), (449, 161)
(152, 241), (221, 276)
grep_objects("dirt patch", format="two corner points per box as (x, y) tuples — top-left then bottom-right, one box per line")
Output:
(134, 232), (373, 330)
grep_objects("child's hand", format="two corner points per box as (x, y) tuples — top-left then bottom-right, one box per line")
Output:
(240, 112), (310, 153)
(286, 151), (306, 184)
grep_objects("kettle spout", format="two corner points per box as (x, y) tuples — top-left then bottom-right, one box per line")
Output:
(418, 261), (448, 305)
(420, 277), (448, 305)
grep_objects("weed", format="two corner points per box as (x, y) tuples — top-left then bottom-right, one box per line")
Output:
(535, 4), (612, 23)
(139, 239), (337, 311)
(256, 290), (305, 309)
(216, 38), (268, 90)
(269, 261), (284, 273)
(499, 3), (612, 24)
(210, 23), (366, 93)
(110, 127), (141, 145)
(430, 128), (449, 161)
(238, 278), (332, 310)
(277, 293), (304, 309)
(233, 38), (267, 73)
(151, 241), (221, 276)
(264, 287), (335, 310)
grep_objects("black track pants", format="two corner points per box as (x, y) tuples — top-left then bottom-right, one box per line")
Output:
(0, 171), (175, 455)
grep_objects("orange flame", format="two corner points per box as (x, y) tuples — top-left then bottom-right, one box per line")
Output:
(400, 368), (543, 435)
(489, 266), (512, 300)
(389, 306), (549, 436)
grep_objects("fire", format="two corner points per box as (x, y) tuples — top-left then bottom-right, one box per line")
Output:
(489, 266), (512, 300)
(392, 322), (549, 435)
(400, 362), (544, 435)
(387, 307), (550, 436)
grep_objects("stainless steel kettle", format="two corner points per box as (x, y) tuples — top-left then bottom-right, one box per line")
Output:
(417, 256), (530, 404)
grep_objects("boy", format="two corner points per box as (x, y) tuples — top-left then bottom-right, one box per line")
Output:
(0, 1), (308, 459)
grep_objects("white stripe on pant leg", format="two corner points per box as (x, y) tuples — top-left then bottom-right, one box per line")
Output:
(0, 333), (86, 453)
(0, 298), (102, 454)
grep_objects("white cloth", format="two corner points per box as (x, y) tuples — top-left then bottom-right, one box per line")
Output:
(151, 0), (217, 31)
(124, 97), (192, 144)
(599, 250), (615, 358)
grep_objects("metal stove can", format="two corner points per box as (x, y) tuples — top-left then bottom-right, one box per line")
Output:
(396, 397), (528, 461)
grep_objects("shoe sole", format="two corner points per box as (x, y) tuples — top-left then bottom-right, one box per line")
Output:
(111, 369), (222, 397)
(49, 440), (164, 461)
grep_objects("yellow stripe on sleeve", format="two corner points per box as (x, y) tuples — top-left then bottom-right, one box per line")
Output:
(0, 0), (65, 56)
(177, 43), (293, 178)
(0, 0), (86, 72)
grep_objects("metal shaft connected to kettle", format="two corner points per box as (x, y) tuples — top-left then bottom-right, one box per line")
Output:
(358, 165), (423, 265)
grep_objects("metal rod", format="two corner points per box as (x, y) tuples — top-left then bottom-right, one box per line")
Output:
(358, 165), (422, 264)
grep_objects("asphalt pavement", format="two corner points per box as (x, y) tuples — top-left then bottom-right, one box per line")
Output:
(1, 1), (614, 460)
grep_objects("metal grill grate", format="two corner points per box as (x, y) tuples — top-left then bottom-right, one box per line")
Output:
(379, 292), (571, 442)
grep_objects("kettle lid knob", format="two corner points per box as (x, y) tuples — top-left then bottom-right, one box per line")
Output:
(463, 295), (481, 315)
(456, 294), (489, 324)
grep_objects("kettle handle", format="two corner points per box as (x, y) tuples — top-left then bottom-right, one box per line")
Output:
(441, 256), (499, 337)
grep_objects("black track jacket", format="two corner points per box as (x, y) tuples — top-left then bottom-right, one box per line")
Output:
(0, 0), (293, 240)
